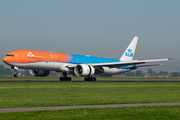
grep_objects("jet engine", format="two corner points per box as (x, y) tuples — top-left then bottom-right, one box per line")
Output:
(74, 64), (95, 77)
(30, 70), (50, 77)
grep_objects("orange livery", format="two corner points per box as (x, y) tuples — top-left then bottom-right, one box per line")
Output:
(3, 37), (172, 81)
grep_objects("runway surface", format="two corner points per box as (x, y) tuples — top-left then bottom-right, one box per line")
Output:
(0, 102), (180, 113)
(0, 80), (180, 83)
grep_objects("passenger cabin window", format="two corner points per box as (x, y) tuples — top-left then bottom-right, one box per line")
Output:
(6, 54), (14, 57)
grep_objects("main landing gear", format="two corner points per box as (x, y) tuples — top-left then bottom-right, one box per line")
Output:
(84, 77), (96, 81)
(59, 72), (71, 81)
(59, 72), (96, 81)
(59, 77), (71, 81)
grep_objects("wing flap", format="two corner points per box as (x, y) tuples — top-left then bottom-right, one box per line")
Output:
(91, 61), (145, 67)
(138, 58), (171, 62)
(135, 64), (161, 67)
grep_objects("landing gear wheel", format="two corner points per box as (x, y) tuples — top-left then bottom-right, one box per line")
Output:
(84, 77), (96, 81)
(68, 77), (71, 81)
(13, 69), (18, 77)
(59, 77), (71, 81)
(59, 72), (71, 81)
(13, 73), (18, 77)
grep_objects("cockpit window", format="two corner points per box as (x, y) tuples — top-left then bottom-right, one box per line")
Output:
(6, 54), (14, 57)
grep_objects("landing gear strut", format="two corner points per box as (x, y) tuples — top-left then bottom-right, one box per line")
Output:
(12, 67), (18, 77)
(59, 72), (71, 81)
(84, 77), (96, 81)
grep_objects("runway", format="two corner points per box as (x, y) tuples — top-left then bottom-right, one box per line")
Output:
(0, 80), (180, 83)
(0, 102), (180, 113)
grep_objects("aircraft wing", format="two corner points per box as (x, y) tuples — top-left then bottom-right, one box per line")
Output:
(90, 58), (172, 68)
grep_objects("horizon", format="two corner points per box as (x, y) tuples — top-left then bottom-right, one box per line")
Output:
(0, 1), (179, 72)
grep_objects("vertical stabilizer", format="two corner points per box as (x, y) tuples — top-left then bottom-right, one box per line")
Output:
(120, 36), (138, 61)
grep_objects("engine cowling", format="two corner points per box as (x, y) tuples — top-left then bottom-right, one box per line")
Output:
(74, 64), (95, 77)
(30, 70), (50, 77)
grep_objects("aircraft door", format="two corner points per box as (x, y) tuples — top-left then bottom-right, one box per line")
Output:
(22, 54), (27, 62)
(44, 55), (49, 69)
(45, 55), (49, 63)
(76, 58), (79, 64)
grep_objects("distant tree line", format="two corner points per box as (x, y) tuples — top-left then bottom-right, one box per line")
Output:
(0, 64), (13, 76)
(1, 64), (180, 78)
(19, 69), (31, 76)
(19, 70), (58, 76)
(170, 72), (180, 77)
(126, 68), (180, 78)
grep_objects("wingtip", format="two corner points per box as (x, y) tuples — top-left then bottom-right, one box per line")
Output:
(168, 58), (176, 60)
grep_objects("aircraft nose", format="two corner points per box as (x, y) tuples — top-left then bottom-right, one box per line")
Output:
(3, 56), (8, 62)
(3, 56), (14, 66)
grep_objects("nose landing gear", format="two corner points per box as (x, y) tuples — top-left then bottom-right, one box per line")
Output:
(12, 66), (19, 77)
(13, 70), (18, 77)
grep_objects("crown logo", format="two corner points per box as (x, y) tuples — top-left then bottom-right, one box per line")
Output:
(127, 48), (132, 52)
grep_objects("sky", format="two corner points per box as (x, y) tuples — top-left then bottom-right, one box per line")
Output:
(0, 0), (180, 72)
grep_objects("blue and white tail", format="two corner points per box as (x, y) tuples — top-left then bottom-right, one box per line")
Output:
(120, 36), (138, 61)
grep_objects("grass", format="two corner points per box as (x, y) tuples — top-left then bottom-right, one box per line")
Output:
(1, 106), (180, 120)
(0, 82), (180, 108)
(0, 76), (180, 81)
(0, 79), (180, 119)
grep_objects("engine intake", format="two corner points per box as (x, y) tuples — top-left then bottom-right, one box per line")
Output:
(30, 70), (50, 77)
(74, 64), (95, 77)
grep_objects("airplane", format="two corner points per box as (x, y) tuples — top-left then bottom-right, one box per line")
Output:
(3, 36), (172, 81)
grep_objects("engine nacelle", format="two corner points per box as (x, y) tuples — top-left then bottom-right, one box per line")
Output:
(30, 70), (50, 77)
(74, 64), (95, 77)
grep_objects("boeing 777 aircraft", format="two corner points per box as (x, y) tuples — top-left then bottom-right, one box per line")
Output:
(3, 36), (172, 81)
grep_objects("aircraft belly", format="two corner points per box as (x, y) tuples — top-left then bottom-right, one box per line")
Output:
(100, 67), (131, 75)
(12, 62), (67, 71)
